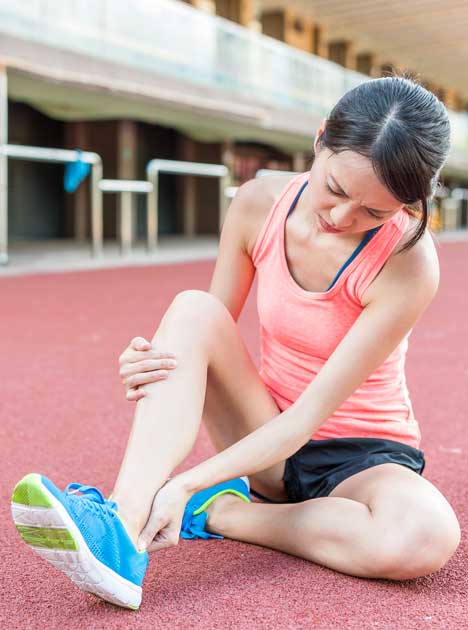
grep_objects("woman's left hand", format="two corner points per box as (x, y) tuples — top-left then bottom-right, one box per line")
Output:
(137, 477), (191, 553)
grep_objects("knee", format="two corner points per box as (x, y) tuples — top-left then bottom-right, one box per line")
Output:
(159, 290), (232, 334)
(368, 512), (461, 580)
(171, 290), (230, 321)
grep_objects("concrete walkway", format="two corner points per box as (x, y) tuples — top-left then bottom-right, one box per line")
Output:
(0, 236), (219, 277)
(1, 230), (467, 278)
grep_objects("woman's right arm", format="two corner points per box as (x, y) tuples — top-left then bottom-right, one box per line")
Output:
(118, 177), (274, 401)
(207, 177), (264, 322)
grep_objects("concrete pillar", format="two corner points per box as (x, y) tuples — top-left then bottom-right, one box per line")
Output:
(182, 0), (216, 14)
(356, 52), (378, 77)
(184, 175), (197, 238)
(328, 40), (357, 70)
(117, 120), (138, 241)
(442, 89), (462, 111)
(261, 9), (313, 53)
(311, 23), (328, 58)
(179, 137), (197, 237)
(380, 62), (396, 77)
(216, 0), (253, 26)
(0, 63), (7, 265)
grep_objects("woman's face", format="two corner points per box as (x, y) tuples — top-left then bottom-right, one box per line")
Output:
(306, 145), (406, 237)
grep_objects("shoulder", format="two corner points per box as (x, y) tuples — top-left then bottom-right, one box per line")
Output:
(362, 214), (440, 308)
(232, 175), (297, 257)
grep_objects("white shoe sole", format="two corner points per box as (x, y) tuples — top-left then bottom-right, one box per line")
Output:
(11, 474), (143, 610)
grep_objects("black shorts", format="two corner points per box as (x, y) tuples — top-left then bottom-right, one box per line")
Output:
(250, 437), (426, 504)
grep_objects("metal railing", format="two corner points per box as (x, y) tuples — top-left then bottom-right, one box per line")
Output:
(442, 189), (468, 230)
(0, 144), (103, 264)
(146, 159), (230, 250)
(99, 179), (153, 255)
(255, 169), (300, 178)
(224, 169), (300, 199)
(2, 147), (467, 267)
(225, 169), (468, 234)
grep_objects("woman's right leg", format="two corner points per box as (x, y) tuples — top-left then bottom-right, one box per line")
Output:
(111, 290), (288, 547)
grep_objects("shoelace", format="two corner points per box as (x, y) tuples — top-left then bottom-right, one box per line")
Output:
(65, 483), (118, 515)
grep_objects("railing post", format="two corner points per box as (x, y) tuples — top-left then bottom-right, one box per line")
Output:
(219, 173), (231, 233)
(99, 179), (152, 255)
(120, 191), (133, 255)
(90, 158), (103, 257)
(146, 166), (158, 252)
(0, 65), (8, 265)
(146, 159), (229, 247)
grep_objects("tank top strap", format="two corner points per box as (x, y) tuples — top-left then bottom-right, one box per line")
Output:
(349, 209), (410, 303)
(252, 172), (309, 267)
(327, 224), (382, 291)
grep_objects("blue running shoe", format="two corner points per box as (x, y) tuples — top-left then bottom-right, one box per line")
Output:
(11, 473), (149, 610)
(181, 476), (251, 540)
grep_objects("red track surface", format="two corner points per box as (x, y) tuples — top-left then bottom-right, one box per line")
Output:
(1, 243), (467, 629)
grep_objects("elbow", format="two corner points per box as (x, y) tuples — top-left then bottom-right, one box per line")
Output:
(284, 405), (318, 446)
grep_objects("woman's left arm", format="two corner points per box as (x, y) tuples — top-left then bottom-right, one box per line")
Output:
(173, 234), (440, 497)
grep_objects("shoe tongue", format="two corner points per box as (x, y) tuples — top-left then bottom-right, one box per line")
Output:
(67, 483), (115, 508)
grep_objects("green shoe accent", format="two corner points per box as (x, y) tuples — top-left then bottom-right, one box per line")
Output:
(12, 473), (53, 508)
(16, 525), (79, 550)
(192, 489), (251, 516)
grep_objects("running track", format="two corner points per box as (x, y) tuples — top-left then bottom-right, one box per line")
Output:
(1, 241), (467, 629)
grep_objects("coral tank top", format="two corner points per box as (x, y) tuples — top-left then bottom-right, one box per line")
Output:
(251, 172), (421, 448)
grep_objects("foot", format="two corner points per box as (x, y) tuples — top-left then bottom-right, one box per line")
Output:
(11, 473), (149, 610)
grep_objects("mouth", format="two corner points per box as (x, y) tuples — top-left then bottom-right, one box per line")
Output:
(318, 215), (345, 233)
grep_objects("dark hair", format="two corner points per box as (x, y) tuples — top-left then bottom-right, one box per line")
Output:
(318, 74), (451, 252)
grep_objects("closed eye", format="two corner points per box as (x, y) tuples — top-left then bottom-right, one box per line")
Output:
(325, 183), (384, 220)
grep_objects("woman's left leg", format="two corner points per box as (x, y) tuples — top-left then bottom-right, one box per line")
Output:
(203, 463), (461, 580)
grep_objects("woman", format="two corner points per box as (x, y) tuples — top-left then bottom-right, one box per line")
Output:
(11, 76), (461, 610)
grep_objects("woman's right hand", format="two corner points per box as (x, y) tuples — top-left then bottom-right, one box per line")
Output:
(118, 336), (178, 402)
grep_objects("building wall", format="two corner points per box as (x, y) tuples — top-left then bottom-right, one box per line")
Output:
(7, 100), (305, 242)
(136, 122), (180, 237)
(8, 101), (64, 240)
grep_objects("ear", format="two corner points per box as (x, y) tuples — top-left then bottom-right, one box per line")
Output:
(313, 118), (327, 153)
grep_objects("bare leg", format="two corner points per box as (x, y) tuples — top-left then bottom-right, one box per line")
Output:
(112, 291), (294, 542)
(111, 294), (212, 546)
(110, 290), (286, 547)
(203, 495), (436, 581)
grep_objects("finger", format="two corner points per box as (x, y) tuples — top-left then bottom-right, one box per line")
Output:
(121, 349), (177, 365)
(140, 528), (180, 552)
(146, 537), (177, 553)
(131, 337), (152, 350)
(126, 388), (146, 402)
(120, 358), (177, 380)
(138, 517), (167, 551)
(123, 371), (169, 390)
(125, 371), (169, 390)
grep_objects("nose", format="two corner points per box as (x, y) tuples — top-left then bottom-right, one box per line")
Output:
(329, 202), (356, 228)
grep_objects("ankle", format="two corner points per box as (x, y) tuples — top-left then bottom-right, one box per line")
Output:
(205, 494), (245, 536)
(111, 498), (144, 548)
(113, 510), (139, 547)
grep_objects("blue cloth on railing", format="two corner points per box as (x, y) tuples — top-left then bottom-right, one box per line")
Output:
(64, 150), (91, 193)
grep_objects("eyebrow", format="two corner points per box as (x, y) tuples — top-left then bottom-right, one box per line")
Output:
(328, 175), (394, 215)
